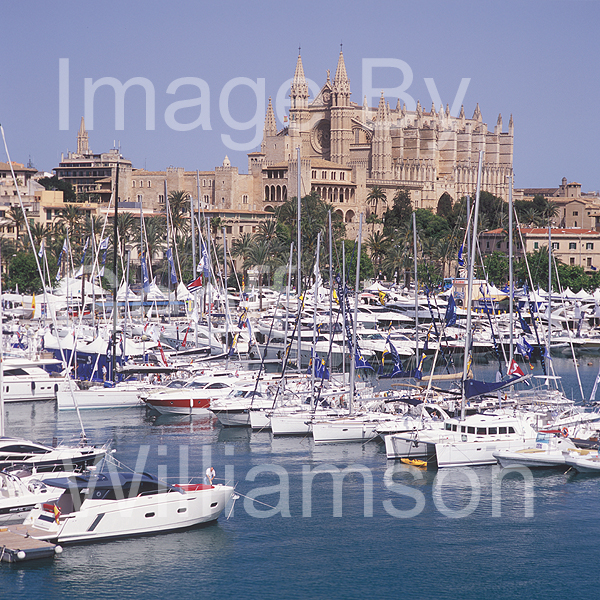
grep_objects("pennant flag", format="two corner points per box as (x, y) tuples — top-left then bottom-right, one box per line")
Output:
(187, 275), (202, 292)
(458, 244), (465, 267)
(53, 505), (61, 524)
(518, 313), (532, 334)
(166, 248), (177, 285)
(38, 239), (45, 258)
(306, 351), (330, 380)
(355, 351), (375, 370)
(445, 294), (457, 327)
(55, 238), (68, 281)
(97, 237), (110, 277)
(515, 336), (533, 361)
(507, 359), (525, 377)
(592, 266), (598, 271)
(543, 345), (552, 362)
(31, 293), (36, 310)
(378, 290), (387, 306)
(141, 252), (151, 291)
(197, 242), (210, 276)
(157, 340), (168, 366)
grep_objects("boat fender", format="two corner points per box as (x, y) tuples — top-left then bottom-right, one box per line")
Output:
(562, 427), (569, 438)
(31, 381), (36, 392)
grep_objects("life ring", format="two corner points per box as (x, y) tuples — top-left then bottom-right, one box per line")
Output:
(562, 427), (569, 438)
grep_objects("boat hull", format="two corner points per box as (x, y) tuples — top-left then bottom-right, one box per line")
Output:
(23, 485), (233, 544)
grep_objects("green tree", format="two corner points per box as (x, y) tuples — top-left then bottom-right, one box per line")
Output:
(5, 206), (26, 247)
(382, 188), (412, 236)
(38, 176), (76, 202)
(7, 252), (56, 293)
(480, 252), (509, 286)
(366, 186), (387, 219)
(436, 192), (453, 218)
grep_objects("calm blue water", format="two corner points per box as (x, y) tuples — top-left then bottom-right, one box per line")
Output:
(3, 356), (600, 600)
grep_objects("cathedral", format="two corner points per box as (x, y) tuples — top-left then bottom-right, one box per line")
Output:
(52, 50), (515, 243)
(253, 49), (514, 232)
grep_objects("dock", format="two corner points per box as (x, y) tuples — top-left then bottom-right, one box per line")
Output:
(0, 526), (61, 563)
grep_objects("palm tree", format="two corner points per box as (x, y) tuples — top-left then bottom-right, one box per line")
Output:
(365, 231), (390, 269)
(30, 222), (51, 251)
(244, 239), (279, 310)
(231, 232), (254, 288)
(366, 186), (387, 219)
(167, 190), (190, 242)
(141, 216), (166, 279)
(58, 205), (83, 243)
(6, 206), (26, 247)
(116, 213), (139, 258)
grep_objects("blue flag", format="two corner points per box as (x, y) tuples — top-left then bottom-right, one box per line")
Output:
(445, 294), (457, 327)
(458, 244), (465, 267)
(166, 248), (177, 285)
(355, 351), (375, 371)
(141, 252), (151, 291)
(515, 336), (533, 361)
(516, 306), (532, 334)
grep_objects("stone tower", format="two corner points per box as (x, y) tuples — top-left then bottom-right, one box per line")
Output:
(371, 92), (392, 179)
(330, 49), (352, 165)
(77, 117), (90, 155)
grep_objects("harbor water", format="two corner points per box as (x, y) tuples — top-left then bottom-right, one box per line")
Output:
(2, 356), (600, 600)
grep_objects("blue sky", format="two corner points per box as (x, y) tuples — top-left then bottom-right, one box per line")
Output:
(1, 0), (598, 192)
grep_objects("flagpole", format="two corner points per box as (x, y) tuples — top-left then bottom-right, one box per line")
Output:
(311, 234), (321, 409)
(509, 174), (514, 367)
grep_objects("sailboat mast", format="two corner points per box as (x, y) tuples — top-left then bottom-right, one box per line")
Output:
(111, 162), (120, 383)
(311, 234), (321, 407)
(413, 212), (419, 369)
(165, 180), (170, 322)
(0, 248), (4, 437)
(296, 146), (302, 370)
(509, 175), (514, 365)
(349, 213), (363, 417)
(461, 151), (483, 420)
(548, 222), (552, 359)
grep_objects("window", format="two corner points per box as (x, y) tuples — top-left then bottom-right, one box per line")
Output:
(534, 242), (539, 249)
(486, 241), (490, 249)
(221, 197), (225, 204)
(499, 427), (507, 434)
(488, 427), (497, 435)
(569, 242), (576, 249)
(588, 257), (592, 267)
(132, 181), (136, 188)
(148, 181), (151, 188)
(140, 181), (144, 187)
(496, 242), (501, 248)
(452, 424), (457, 432)
(340, 172), (345, 181)
(476, 428), (486, 435)
(573, 211), (579, 216)
(158, 194), (165, 204)
(552, 242), (559, 250)
(46, 209), (52, 220)
(332, 172), (336, 180)
(242, 194), (248, 204)
(322, 171), (327, 179)
(586, 242), (594, 250)
(467, 426), (475, 434)
(137, 195), (142, 202)
(226, 226), (232, 234)
(312, 170), (316, 178)
(445, 423), (452, 431)
(203, 195), (209, 204)
(239, 226), (243, 233)
(570, 257), (575, 265)
(461, 426), (466, 433)
(508, 427), (515, 434)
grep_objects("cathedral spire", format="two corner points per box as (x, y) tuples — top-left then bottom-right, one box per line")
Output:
(264, 97), (277, 137)
(332, 48), (350, 98)
(376, 91), (386, 121)
(77, 116), (89, 155)
(290, 52), (309, 108)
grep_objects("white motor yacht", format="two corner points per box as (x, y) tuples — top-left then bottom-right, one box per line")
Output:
(20, 471), (234, 543)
